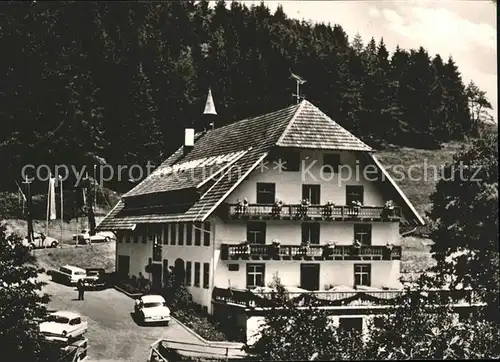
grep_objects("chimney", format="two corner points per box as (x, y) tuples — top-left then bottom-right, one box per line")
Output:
(203, 88), (217, 131)
(184, 128), (195, 156)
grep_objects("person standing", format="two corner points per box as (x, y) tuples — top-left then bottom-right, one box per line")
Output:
(77, 279), (85, 301)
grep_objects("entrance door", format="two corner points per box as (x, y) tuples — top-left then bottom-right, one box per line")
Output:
(151, 263), (163, 292)
(117, 255), (130, 278)
(300, 264), (320, 291)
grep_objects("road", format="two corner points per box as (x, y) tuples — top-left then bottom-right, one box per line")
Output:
(41, 274), (200, 362)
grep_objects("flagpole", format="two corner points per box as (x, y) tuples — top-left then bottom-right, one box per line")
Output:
(60, 176), (63, 245)
(46, 174), (50, 238)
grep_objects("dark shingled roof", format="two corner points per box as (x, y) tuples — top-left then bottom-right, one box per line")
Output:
(97, 100), (423, 231)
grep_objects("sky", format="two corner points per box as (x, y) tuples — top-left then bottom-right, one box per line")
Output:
(237, 0), (498, 122)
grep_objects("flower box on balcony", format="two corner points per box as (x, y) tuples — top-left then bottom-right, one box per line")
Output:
(268, 240), (281, 259)
(350, 200), (362, 217)
(298, 241), (310, 256)
(235, 198), (249, 217)
(381, 200), (395, 220)
(322, 242), (336, 258)
(239, 241), (251, 258)
(271, 200), (284, 218)
(322, 201), (335, 218)
(296, 199), (310, 219)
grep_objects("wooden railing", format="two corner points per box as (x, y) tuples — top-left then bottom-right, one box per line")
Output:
(220, 243), (402, 261)
(212, 287), (483, 309)
(225, 203), (402, 221)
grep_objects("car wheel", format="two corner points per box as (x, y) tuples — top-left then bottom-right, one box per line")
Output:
(105, 236), (110, 242)
(51, 241), (58, 248)
(85, 239), (90, 244)
(28, 243), (34, 251)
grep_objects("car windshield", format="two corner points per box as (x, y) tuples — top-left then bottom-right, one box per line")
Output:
(87, 271), (99, 276)
(47, 315), (70, 324)
(143, 302), (164, 308)
(74, 271), (86, 275)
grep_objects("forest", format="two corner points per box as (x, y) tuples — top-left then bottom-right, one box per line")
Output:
(0, 0), (494, 193)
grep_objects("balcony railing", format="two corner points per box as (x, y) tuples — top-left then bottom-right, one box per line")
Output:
(225, 203), (402, 221)
(220, 243), (402, 261)
(212, 287), (484, 309)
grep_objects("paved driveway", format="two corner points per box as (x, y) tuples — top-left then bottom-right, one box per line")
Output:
(41, 274), (199, 362)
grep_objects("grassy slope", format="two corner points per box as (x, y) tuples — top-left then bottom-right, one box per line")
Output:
(376, 141), (464, 222)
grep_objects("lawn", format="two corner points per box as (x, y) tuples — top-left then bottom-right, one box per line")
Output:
(32, 242), (116, 272)
(377, 141), (465, 228)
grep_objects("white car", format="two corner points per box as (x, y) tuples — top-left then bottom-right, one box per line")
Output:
(39, 311), (88, 341)
(134, 295), (171, 326)
(22, 232), (59, 250)
(72, 229), (116, 244)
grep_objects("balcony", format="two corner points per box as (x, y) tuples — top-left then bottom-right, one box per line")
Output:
(225, 203), (402, 222)
(212, 287), (484, 309)
(220, 243), (402, 261)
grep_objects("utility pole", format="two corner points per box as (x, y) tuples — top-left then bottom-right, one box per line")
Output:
(86, 175), (96, 236)
(22, 176), (34, 244)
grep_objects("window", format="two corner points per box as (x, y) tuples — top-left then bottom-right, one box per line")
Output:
(194, 262), (200, 287)
(69, 318), (81, 326)
(256, 183), (276, 204)
(163, 260), (168, 286)
(354, 224), (372, 245)
(246, 264), (265, 288)
(152, 236), (162, 262)
(302, 184), (321, 204)
(186, 223), (192, 246)
(281, 151), (301, 172)
(203, 222), (211, 246)
(354, 264), (371, 286)
(178, 223), (184, 246)
(185, 261), (192, 286)
(373, 317), (384, 329)
(323, 153), (341, 173)
(170, 224), (177, 245)
(301, 223), (320, 244)
(346, 185), (364, 205)
(203, 263), (210, 289)
(339, 317), (363, 335)
(125, 233), (130, 243)
(163, 225), (169, 245)
(228, 264), (239, 271)
(194, 222), (201, 246)
(246, 222), (266, 244)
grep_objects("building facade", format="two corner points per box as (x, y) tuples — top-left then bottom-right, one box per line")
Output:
(99, 97), (438, 341)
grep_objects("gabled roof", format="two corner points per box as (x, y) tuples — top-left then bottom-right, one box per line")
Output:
(97, 100), (423, 231)
(276, 101), (372, 151)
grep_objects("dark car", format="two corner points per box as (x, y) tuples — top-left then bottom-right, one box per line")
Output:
(82, 268), (107, 289)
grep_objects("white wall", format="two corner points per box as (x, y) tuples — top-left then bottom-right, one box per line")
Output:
(115, 233), (152, 277)
(227, 150), (392, 207)
(214, 259), (400, 290)
(247, 314), (375, 345)
(215, 218), (400, 247)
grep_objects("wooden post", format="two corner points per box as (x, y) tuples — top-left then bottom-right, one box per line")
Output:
(22, 176), (34, 244)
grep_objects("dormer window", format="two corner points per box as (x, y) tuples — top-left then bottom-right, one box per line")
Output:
(323, 154), (340, 173)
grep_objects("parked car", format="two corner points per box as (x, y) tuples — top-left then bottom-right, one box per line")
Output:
(22, 232), (59, 250)
(72, 229), (116, 244)
(82, 268), (107, 289)
(39, 311), (88, 342)
(134, 295), (171, 326)
(51, 265), (87, 285)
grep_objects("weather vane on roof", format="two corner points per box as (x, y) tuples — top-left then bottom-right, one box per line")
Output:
(290, 69), (306, 104)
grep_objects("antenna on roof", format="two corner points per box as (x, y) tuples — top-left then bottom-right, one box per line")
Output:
(290, 69), (306, 104)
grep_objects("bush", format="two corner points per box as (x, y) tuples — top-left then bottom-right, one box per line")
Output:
(117, 274), (151, 295)
(173, 308), (228, 342)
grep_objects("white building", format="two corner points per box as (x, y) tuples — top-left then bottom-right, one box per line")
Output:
(98, 93), (443, 341)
